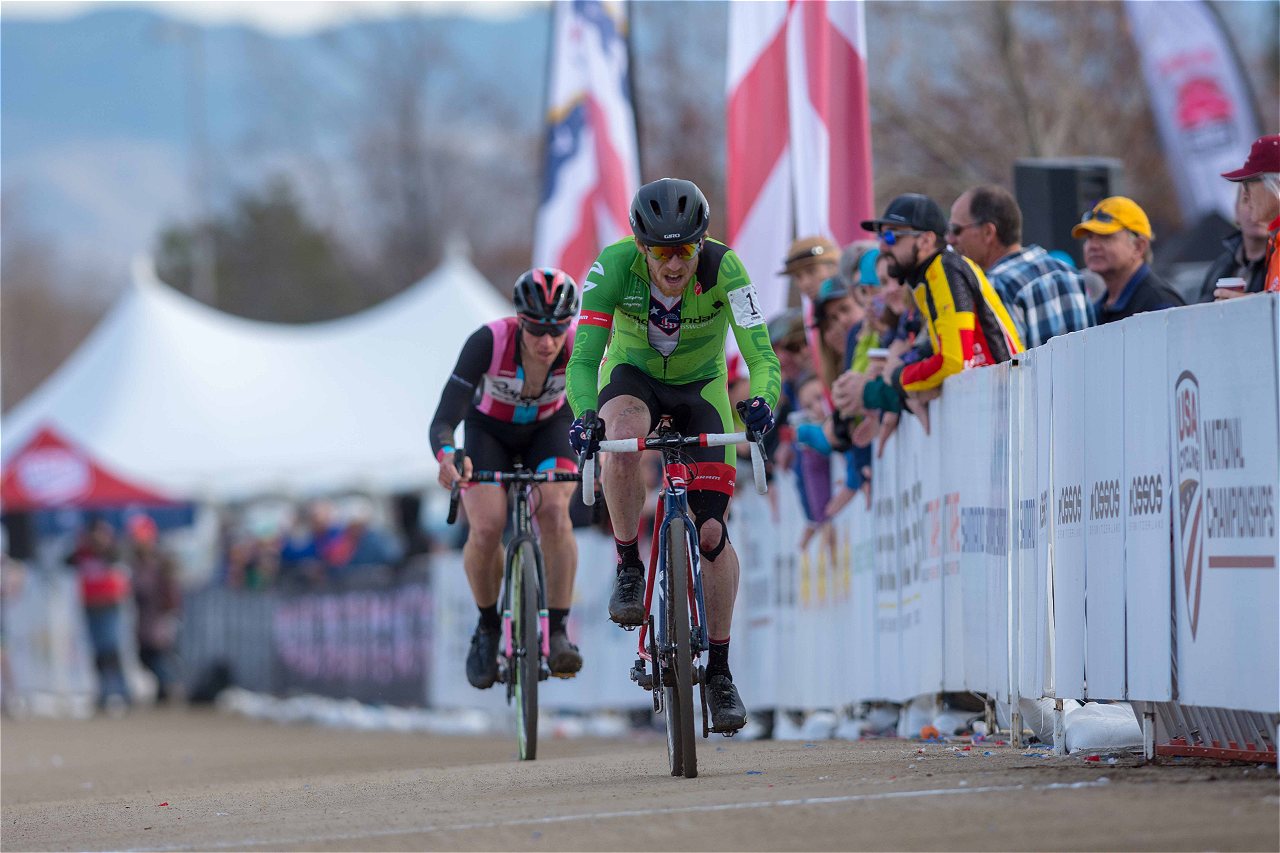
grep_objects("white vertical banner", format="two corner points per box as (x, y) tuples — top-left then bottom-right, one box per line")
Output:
(1035, 343), (1055, 699)
(726, 0), (794, 317)
(895, 414), (927, 700)
(1123, 0), (1261, 222)
(987, 363), (1012, 704)
(872, 430), (902, 701)
(952, 368), (991, 694)
(938, 384), (967, 692)
(915, 398), (946, 698)
(1016, 351), (1044, 701)
(730, 475), (785, 711)
(533, 0), (641, 285)
(1167, 298), (1279, 714)
(1123, 312), (1174, 702)
(850, 494), (878, 703)
(1049, 332), (1086, 700)
(1083, 323), (1127, 699)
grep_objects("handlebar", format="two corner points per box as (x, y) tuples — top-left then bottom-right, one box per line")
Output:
(580, 424), (768, 506)
(446, 450), (582, 525)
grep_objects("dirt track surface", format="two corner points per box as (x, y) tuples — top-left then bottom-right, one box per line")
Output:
(2, 708), (1277, 852)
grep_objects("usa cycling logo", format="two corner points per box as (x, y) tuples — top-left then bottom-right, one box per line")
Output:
(1174, 370), (1205, 639)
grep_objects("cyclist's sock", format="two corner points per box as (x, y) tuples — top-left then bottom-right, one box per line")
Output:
(477, 602), (500, 633)
(708, 636), (731, 679)
(549, 607), (570, 636)
(615, 535), (640, 567)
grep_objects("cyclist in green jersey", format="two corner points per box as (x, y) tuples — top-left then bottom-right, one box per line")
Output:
(566, 178), (781, 733)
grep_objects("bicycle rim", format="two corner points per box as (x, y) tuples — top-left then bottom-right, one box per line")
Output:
(514, 541), (539, 761)
(664, 518), (697, 778)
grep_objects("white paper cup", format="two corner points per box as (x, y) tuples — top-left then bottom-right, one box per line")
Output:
(1216, 277), (1247, 292)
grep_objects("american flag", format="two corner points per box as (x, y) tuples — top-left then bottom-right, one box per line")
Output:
(726, 0), (875, 321)
(533, 0), (641, 287)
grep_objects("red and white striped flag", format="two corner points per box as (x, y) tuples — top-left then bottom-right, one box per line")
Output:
(533, 1), (641, 287)
(727, 0), (874, 320)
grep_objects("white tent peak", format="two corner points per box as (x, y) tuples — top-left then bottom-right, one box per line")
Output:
(3, 253), (513, 499)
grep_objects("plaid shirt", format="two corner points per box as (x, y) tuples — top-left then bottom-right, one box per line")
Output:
(986, 245), (1095, 349)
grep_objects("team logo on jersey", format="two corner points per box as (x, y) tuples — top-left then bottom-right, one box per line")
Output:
(584, 261), (604, 292)
(649, 296), (681, 336)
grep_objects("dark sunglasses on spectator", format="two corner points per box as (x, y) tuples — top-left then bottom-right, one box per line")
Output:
(948, 221), (982, 236)
(879, 229), (922, 246)
(645, 241), (702, 262)
(1080, 209), (1116, 224)
(522, 320), (569, 337)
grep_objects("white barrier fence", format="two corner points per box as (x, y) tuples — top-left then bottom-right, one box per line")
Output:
(433, 297), (1279, 740)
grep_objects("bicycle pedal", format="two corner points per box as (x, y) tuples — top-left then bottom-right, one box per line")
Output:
(629, 660), (653, 690)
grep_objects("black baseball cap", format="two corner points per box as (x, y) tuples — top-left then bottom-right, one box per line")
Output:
(860, 193), (947, 238)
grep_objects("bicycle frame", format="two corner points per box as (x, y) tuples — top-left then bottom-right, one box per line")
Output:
(499, 477), (550, 665)
(639, 458), (709, 665)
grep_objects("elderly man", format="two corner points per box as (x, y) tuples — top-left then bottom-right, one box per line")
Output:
(1219, 133), (1280, 296)
(1072, 196), (1183, 324)
(949, 185), (1094, 348)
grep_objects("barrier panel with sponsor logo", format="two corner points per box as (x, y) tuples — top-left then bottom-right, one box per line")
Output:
(1166, 301), (1278, 714)
(1049, 331), (1087, 700)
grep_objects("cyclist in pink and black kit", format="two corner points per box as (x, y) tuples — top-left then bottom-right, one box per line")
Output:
(430, 268), (583, 689)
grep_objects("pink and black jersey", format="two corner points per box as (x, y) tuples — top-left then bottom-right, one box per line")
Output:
(429, 317), (575, 457)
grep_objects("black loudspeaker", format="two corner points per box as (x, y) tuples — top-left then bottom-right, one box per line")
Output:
(1014, 158), (1124, 268)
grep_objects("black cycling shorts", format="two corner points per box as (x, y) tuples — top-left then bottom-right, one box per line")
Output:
(597, 363), (736, 526)
(463, 407), (577, 476)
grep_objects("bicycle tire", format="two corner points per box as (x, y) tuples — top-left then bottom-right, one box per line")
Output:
(514, 540), (539, 761)
(664, 518), (698, 778)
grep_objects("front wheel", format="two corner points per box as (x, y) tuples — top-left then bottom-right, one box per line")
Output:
(664, 518), (697, 778)
(514, 541), (540, 761)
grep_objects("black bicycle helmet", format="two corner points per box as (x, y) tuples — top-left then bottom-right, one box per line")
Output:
(629, 178), (710, 246)
(513, 267), (579, 324)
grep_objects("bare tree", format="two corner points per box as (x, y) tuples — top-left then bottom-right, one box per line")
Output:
(1, 193), (112, 412)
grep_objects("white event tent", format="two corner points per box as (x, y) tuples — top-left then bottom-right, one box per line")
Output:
(1, 251), (512, 501)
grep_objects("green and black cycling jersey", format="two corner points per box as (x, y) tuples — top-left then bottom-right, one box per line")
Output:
(566, 237), (781, 418)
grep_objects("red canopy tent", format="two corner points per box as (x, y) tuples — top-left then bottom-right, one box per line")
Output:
(1, 425), (178, 511)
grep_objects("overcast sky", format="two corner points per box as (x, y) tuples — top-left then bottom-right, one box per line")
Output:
(1, 0), (539, 35)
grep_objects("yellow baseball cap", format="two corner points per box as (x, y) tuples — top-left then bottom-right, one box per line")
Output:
(1071, 196), (1154, 240)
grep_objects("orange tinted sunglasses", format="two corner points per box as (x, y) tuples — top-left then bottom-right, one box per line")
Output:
(645, 241), (702, 262)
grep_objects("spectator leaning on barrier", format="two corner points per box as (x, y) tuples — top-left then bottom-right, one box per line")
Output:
(949, 185), (1095, 348)
(1219, 133), (1280, 295)
(856, 193), (1024, 417)
(1197, 183), (1270, 302)
(1073, 196), (1184, 324)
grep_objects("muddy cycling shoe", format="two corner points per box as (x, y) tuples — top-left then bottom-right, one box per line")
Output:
(608, 557), (647, 627)
(465, 625), (500, 689)
(707, 673), (748, 733)
(548, 630), (583, 677)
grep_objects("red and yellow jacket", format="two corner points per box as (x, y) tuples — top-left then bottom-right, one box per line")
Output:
(900, 249), (1024, 392)
(1265, 216), (1280, 294)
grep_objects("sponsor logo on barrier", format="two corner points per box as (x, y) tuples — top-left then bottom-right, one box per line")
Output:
(1018, 499), (1036, 550)
(1039, 489), (1048, 530)
(1057, 484), (1083, 526)
(1128, 474), (1164, 517)
(960, 507), (1009, 556)
(1090, 479), (1122, 521)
